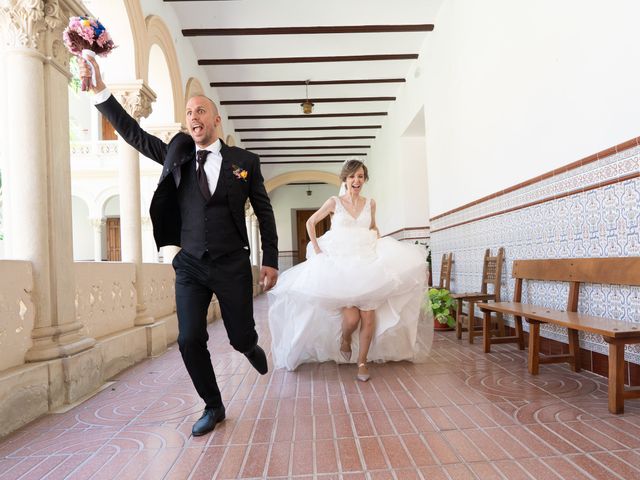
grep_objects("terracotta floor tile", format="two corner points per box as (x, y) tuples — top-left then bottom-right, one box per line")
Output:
(336, 437), (363, 472)
(369, 411), (395, 436)
(492, 459), (534, 480)
(443, 463), (479, 480)
(239, 442), (269, 478)
(265, 442), (291, 477)
(541, 456), (594, 480)
(3, 296), (640, 480)
(314, 439), (338, 474)
(467, 461), (506, 480)
(379, 435), (413, 469)
(442, 430), (487, 463)
(294, 414), (314, 441)
(333, 413), (355, 438)
(419, 465), (450, 480)
(216, 444), (247, 479)
(423, 432), (461, 464)
(401, 434), (437, 467)
(291, 439), (313, 475)
(358, 436), (387, 470)
(590, 451), (640, 479)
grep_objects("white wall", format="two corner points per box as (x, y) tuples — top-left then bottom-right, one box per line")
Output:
(421, 0), (640, 216)
(269, 184), (338, 251)
(365, 0), (640, 220)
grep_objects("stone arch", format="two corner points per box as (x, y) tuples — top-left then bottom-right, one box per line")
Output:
(265, 171), (341, 193)
(185, 77), (205, 100)
(125, 0), (151, 81)
(96, 187), (121, 217)
(144, 15), (184, 123)
(184, 77), (224, 138)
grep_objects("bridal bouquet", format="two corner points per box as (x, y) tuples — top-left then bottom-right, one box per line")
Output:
(63, 16), (115, 91)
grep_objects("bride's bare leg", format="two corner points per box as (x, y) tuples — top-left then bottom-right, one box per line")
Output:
(341, 307), (360, 360)
(357, 310), (375, 380)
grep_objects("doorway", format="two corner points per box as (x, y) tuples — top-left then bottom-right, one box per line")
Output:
(295, 210), (330, 264)
(106, 217), (121, 261)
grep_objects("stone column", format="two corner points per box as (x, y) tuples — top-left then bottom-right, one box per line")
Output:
(110, 83), (156, 325)
(90, 217), (105, 262)
(145, 124), (184, 264)
(245, 215), (252, 253)
(141, 216), (157, 263)
(251, 215), (261, 267)
(0, 0), (95, 362)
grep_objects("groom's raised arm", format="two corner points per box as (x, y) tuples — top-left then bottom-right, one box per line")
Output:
(84, 56), (168, 165)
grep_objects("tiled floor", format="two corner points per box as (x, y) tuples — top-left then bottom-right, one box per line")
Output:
(2, 296), (640, 479)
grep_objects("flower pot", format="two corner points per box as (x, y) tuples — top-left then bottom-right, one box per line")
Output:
(434, 317), (455, 331)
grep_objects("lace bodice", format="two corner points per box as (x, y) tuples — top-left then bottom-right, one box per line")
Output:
(331, 196), (371, 230)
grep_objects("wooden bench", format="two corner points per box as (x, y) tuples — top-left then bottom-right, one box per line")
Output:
(451, 248), (504, 344)
(478, 257), (640, 414)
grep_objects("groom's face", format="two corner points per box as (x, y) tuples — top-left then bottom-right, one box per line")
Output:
(186, 96), (221, 148)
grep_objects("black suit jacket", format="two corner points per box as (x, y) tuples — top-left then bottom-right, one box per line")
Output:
(96, 95), (278, 269)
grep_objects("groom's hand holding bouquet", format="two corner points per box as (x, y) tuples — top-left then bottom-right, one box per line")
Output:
(63, 16), (115, 91)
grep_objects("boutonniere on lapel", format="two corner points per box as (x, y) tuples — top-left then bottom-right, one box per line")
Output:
(232, 164), (248, 181)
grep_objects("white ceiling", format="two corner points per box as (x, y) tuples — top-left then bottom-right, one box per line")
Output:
(166, 0), (443, 170)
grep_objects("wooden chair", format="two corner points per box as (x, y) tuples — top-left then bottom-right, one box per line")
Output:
(451, 248), (505, 344)
(435, 252), (453, 290)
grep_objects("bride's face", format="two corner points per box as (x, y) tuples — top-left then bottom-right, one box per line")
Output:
(346, 167), (366, 195)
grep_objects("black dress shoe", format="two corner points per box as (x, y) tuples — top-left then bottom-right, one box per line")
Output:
(192, 406), (226, 436)
(245, 345), (268, 375)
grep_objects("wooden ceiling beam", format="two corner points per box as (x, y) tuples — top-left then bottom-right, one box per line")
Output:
(241, 136), (375, 142)
(235, 125), (382, 132)
(247, 145), (370, 151)
(228, 112), (387, 119)
(183, 24), (434, 36)
(220, 97), (394, 105)
(199, 54), (418, 65)
(258, 153), (367, 157)
(211, 78), (405, 87)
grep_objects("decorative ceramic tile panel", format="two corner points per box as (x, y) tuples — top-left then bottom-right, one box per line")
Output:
(431, 145), (640, 362)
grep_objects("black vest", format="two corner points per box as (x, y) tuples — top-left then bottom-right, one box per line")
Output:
(177, 158), (246, 259)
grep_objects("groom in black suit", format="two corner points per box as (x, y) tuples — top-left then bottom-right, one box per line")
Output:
(83, 58), (278, 436)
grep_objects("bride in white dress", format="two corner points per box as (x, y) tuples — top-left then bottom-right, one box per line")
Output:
(268, 160), (432, 379)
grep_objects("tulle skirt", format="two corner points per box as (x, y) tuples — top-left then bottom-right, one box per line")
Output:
(268, 227), (433, 371)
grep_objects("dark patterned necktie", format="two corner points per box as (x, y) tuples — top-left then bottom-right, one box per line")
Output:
(196, 150), (211, 200)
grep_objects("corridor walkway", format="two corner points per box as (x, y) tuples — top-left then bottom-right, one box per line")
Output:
(1, 296), (640, 479)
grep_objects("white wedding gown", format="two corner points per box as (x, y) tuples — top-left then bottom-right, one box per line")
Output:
(268, 196), (433, 371)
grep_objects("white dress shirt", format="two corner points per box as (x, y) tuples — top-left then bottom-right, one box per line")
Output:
(196, 140), (223, 195)
(93, 88), (223, 193)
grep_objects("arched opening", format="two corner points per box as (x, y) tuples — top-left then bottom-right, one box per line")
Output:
(72, 196), (92, 261)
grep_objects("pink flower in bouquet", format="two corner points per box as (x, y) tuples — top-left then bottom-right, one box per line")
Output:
(63, 16), (115, 91)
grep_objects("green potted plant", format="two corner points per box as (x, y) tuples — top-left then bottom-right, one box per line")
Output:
(427, 287), (456, 330)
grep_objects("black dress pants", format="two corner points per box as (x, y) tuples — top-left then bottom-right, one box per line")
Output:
(172, 248), (257, 409)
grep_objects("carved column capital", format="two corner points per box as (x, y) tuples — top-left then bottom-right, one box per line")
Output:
(0, 0), (46, 50)
(89, 217), (106, 231)
(110, 82), (157, 121)
(146, 123), (185, 144)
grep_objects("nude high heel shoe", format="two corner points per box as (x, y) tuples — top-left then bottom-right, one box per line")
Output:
(340, 335), (352, 362)
(357, 363), (370, 382)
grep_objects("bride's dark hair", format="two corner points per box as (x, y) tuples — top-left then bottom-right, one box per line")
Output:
(340, 159), (369, 182)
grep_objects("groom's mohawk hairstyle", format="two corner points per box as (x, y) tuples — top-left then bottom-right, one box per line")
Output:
(340, 158), (368, 182)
